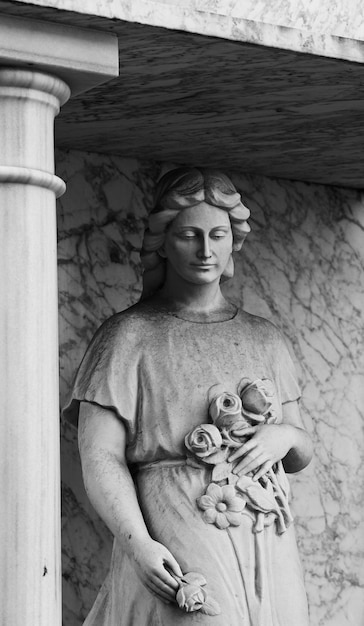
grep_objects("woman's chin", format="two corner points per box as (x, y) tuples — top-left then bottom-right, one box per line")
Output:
(185, 266), (222, 284)
(187, 273), (221, 286)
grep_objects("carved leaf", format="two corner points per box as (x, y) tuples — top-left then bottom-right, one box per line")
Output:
(225, 511), (243, 526)
(207, 383), (227, 404)
(200, 597), (222, 616)
(182, 572), (207, 586)
(236, 475), (255, 490)
(201, 447), (229, 465)
(211, 461), (233, 482)
(274, 461), (290, 498)
(186, 455), (204, 469)
(236, 478), (277, 513)
(228, 473), (239, 486)
(237, 377), (251, 397)
(245, 487), (277, 512)
(200, 598), (221, 616)
(241, 409), (266, 423)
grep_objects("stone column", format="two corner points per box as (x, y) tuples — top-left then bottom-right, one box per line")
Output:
(0, 68), (70, 625)
(0, 13), (117, 623)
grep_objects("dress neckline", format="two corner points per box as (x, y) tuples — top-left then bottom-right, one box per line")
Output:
(143, 299), (239, 324)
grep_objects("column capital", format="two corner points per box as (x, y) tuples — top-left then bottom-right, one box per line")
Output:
(0, 13), (119, 96)
(0, 68), (70, 196)
(0, 68), (69, 196)
(0, 67), (70, 105)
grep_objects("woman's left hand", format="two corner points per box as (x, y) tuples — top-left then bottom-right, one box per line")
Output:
(228, 424), (294, 481)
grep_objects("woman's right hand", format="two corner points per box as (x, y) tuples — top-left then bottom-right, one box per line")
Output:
(78, 405), (183, 604)
(131, 538), (183, 604)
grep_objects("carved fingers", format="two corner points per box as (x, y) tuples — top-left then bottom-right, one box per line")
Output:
(228, 424), (292, 481)
(147, 579), (174, 604)
(133, 539), (182, 604)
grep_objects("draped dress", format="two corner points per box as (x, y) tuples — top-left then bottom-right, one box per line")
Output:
(64, 299), (309, 626)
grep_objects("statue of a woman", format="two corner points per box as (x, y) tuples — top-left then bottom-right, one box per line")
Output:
(65, 168), (313, 625)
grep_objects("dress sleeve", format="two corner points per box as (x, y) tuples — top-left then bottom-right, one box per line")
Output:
(277, 334), (301, 405)
(62, 315), (139, 444)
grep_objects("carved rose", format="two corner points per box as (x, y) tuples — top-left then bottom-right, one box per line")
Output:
(197, 483), (245, 529)
(176, 583), (206, 612)
(238, 378), (276, 423)
(208, 391), (243, 429)
(185, 424), (225, 464)
(174, 572), (221, 616)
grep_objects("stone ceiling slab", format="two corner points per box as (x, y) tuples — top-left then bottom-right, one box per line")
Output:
(2, 1), (364, 188)
(58, 22), (364, 189)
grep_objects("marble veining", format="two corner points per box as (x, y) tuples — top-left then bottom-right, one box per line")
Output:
(57, 151), (161, 624)
(57, 149), (364, 625)
(225, 173), (364, 626)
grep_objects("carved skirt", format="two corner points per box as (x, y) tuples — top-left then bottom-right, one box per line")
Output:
(84, 462), (309, 626)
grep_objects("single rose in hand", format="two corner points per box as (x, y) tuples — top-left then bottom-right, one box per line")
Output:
(209, 391), (243, 429)
(175, 572), (221, 616)
(185, 424), (226, 464)
(176, 583), (206, 612)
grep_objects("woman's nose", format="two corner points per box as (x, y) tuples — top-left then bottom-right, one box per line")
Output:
(197, 235), (212, 259)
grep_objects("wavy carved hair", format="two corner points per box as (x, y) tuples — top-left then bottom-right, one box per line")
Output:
(140, 167), (250, 299)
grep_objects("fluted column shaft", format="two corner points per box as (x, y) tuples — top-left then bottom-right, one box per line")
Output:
(0, 68), (70, 626)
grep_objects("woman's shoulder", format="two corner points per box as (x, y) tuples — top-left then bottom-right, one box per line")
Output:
(236, 308), (283, 343)
(77, 301), (154, 374)
(95, 300), (157, 339)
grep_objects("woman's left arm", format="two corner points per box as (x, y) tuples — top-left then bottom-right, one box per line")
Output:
(228, 400), (313, 481)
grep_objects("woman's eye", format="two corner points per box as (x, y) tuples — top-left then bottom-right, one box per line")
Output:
(211, 231), (227, 239)
(180, 232), (196, 239)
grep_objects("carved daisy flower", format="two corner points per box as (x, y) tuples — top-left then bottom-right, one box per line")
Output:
(197, 483), (245, 529)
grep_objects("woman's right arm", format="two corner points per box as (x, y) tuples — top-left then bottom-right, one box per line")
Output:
(78, 401), (182, 603)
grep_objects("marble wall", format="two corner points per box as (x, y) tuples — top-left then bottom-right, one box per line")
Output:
(57, 149), (364, 626)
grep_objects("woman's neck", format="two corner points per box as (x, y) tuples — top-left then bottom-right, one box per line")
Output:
(157, 278), (230, 316)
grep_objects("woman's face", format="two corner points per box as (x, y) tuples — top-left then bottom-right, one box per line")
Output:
(162, 202), (233, 286)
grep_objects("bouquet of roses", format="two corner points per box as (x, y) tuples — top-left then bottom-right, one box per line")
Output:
(185, 378), (293, 534)
(185, 377), (276, 481)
